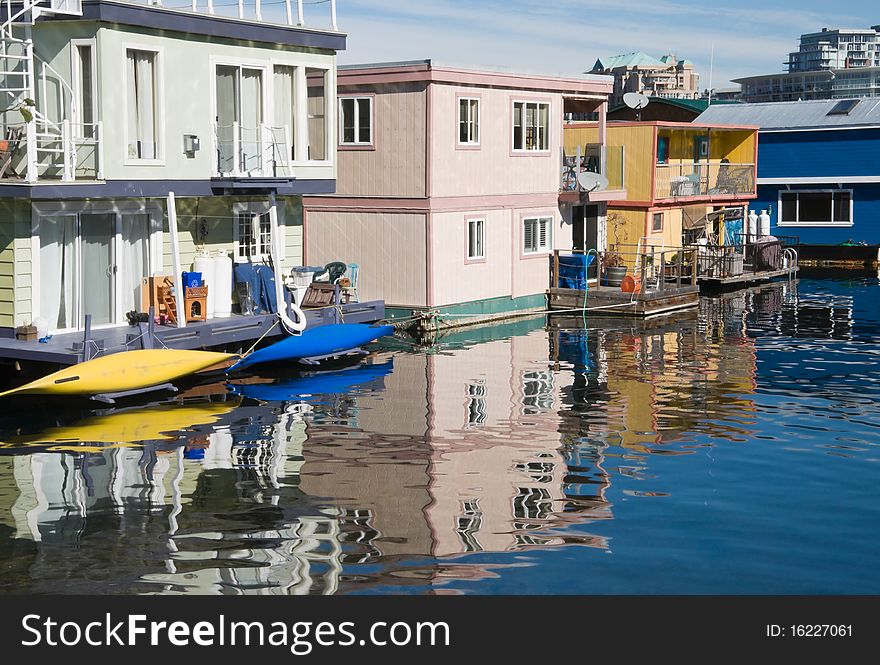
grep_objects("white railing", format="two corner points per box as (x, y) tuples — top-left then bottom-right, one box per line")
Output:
(2, 119), (102, 180)
(124, 0), (338, 30)
(214, 121), (292, 177)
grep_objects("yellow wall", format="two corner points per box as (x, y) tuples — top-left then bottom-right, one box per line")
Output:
(564, 124), (655, 202)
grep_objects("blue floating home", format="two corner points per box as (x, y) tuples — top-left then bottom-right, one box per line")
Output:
(697, 99), (880, 253)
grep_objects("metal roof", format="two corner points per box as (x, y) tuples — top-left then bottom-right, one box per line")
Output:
(591, 52), (667, 71)
(695, 98), (880, 130)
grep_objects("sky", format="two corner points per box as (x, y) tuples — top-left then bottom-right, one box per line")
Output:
(335, 0), (879, 89)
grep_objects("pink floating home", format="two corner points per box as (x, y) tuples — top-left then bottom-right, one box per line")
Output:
(303, 59), (621, 325)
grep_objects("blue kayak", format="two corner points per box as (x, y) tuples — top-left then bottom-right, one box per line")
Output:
(228, 323), (394, 372)
(228, 359), (394, 401)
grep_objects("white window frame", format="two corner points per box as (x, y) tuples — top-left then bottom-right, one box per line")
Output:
(305, 65), (333, 164)
(233, 200), (285, 262)
(70, 38), (97, 140)
(512, 100), (550, 152)
(458, 97), (480, 146)
(467, 217), (485, 260)
(523, 216), (552, 254)
(777, 189), (854, 227)
(122, 44), (164, 165)
(338, 95), (373, 146)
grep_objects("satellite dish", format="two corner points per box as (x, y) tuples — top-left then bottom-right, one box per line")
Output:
(623, 92), (650, 109)
(577, 171), (609, 192)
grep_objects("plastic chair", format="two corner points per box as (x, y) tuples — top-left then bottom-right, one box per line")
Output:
(313, 261), (347, 283)
(337, 263), (359, 302)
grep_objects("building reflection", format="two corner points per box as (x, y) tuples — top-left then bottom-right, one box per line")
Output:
(7, 284), (844, 593)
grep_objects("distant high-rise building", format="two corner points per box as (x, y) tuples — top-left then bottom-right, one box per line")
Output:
(589, 52), (700, 107)
(735, 25), (880, 103)
(788, 26), (880, 72)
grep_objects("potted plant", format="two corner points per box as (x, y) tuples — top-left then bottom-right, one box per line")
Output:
(602, 213), (628, 286)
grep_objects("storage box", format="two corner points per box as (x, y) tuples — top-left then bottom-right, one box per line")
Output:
(141, 274), (175, 315)
(15, 325), (37, 341)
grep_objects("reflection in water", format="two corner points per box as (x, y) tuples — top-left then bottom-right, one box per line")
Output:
(1, 278), (880, 594)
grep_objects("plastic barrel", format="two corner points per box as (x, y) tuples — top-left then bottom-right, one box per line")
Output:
(213, 251), (233, 318)
(194, 253), (216, 319)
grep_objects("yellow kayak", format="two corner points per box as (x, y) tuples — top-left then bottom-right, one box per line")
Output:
(0, 349), (236, 398)
(0, 399), (240, 451)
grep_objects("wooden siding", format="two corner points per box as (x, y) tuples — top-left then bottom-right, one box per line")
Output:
(0, 203), (13, 327)
(306, 210), (427, 307)
(430, 84), (562, 198)
(565, 124), (655, 202)
(163, 196), (303, 279)
(335, 82), (427, 198)
(431, 209), (513, 307)
(758, 128), (880, 179)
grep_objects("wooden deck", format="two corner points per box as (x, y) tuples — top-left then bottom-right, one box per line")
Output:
(548, 283), (700, 318)
(0, 300), (385, 366)
(697, 266), (798, 288)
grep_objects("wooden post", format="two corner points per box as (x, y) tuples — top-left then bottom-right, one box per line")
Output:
(676, 251), (682, 288)
(82, 314), (92, 362)
(145, 306), (155, 349)
(691, 249), (697, 285)
(553, 250), (559, 290)
(659, 251), (665, 291)
(167, 191), (187, 329)
(639, 254), (647, 295)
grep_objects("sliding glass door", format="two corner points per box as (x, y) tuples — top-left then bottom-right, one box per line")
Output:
(36, 208), (158, 333)
(215, 64), (265, 175)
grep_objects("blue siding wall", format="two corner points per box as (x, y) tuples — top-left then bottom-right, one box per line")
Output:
(758, 128), (880, 179)
(753, 183), (880, 244)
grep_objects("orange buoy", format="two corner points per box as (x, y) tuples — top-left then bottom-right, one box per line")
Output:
(620, 275), (642, 293)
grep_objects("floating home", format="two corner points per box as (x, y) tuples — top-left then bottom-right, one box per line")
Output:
(697, 98), (880, 267)
(559, 119), (796, 292)
(0, 0), (382, 370)
(302, 59), (619, 330)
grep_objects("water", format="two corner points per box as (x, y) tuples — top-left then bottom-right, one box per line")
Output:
(1, 276), (879, 595)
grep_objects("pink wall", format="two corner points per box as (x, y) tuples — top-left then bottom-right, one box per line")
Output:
(429, 84), (563, 198)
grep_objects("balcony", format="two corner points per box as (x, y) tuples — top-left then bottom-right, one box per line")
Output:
(654, 160), (755, 200)
(214, 122), (293, 178)
(560, 144), (624, 197)
(1, 120), (103, 182)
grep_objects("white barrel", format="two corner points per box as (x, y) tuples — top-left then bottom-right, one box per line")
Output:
(747, 210), (758, 239)
(758, 210), (771, 237)
(194, 252), (216, 319)
(213, 251), (233, 318)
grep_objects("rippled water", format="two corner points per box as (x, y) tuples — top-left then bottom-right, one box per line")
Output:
(1, 276), (879, 595)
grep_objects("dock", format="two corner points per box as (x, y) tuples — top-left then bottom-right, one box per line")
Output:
(698, 266), (798, 287)
(0, 300), (385, 367)
(548, 247), (700, 319)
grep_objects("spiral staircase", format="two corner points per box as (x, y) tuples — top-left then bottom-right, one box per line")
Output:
(0, 0), (84, 182)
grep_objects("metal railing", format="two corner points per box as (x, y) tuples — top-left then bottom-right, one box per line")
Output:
(685, 234), (800, 280)
(1, 119), (102, 180)
(550, 244), (698, 294)
(110, 0), (339, 31)
(560, 143), (624, 192)
(214, 121), (292, 177)
(654, 160), (755, 199)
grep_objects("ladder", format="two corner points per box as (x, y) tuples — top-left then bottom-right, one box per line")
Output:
(0, 1), (83, 182)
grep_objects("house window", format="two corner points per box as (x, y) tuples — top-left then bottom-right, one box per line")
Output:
(656, 135), (669, 164)
(779, 190), (852, 225)
(306, 67), (328, 160)
(339, 96), (372, 145)
(72, 41), (96, 139)
(467, 218), (484, 260)
(459, 97), (479, 145)
(125, 49), (160, 160)
(523, 216), (552, 254)
(273, 65), (297, 162)
(215, 64), (265, 175)
(234, 204), (283, 262)
(652, 212), (663, 232)
(512, 101), (549, 151)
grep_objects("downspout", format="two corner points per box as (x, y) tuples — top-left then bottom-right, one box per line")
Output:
(268, 192), (307, 333)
